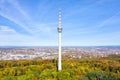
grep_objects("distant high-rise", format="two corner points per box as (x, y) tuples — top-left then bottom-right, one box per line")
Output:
(57, 9), (62, 71)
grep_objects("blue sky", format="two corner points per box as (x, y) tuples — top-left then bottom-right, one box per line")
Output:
(0, 0), (120, 46)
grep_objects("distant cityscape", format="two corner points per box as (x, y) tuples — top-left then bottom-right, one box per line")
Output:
(0, 46), (120, 60)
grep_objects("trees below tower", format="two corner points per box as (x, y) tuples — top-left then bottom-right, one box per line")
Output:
(0, 54), (119, 80)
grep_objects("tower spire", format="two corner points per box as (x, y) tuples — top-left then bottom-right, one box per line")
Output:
(58, 9), (62, 32)
(58, 9), (62, 28)
(57, 9), (62, 71)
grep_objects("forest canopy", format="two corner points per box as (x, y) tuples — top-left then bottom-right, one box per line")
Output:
(0, 54), (119, 80)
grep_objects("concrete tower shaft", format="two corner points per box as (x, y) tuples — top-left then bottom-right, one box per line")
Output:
(58, 9), (62, 71)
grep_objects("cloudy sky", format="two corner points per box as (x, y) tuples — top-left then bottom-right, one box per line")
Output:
(0, 0), (120, 46)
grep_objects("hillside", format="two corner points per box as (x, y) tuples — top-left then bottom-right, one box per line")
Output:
(0, 54), (120, 80)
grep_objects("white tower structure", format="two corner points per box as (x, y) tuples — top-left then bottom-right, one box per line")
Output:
(57, 9), (62, 71)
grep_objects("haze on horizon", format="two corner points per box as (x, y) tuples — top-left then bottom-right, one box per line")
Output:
(0, 0), (120, 46)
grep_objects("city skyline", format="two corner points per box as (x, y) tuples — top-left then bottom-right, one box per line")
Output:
(0, 0), (120, 46)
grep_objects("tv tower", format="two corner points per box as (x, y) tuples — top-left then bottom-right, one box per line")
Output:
(57, 9), (62, 71)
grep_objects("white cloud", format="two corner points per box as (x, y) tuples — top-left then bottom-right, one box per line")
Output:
(65, 0), (105, 17)
(0, 0), (34, 34)
(0, 25), (16, 33)
(8, 0), (30, 19)
(97, 11), (120, 28)
(0, 32), (56, 46)
(0, 0), (54, 35)
(0, 25), (57, 46)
